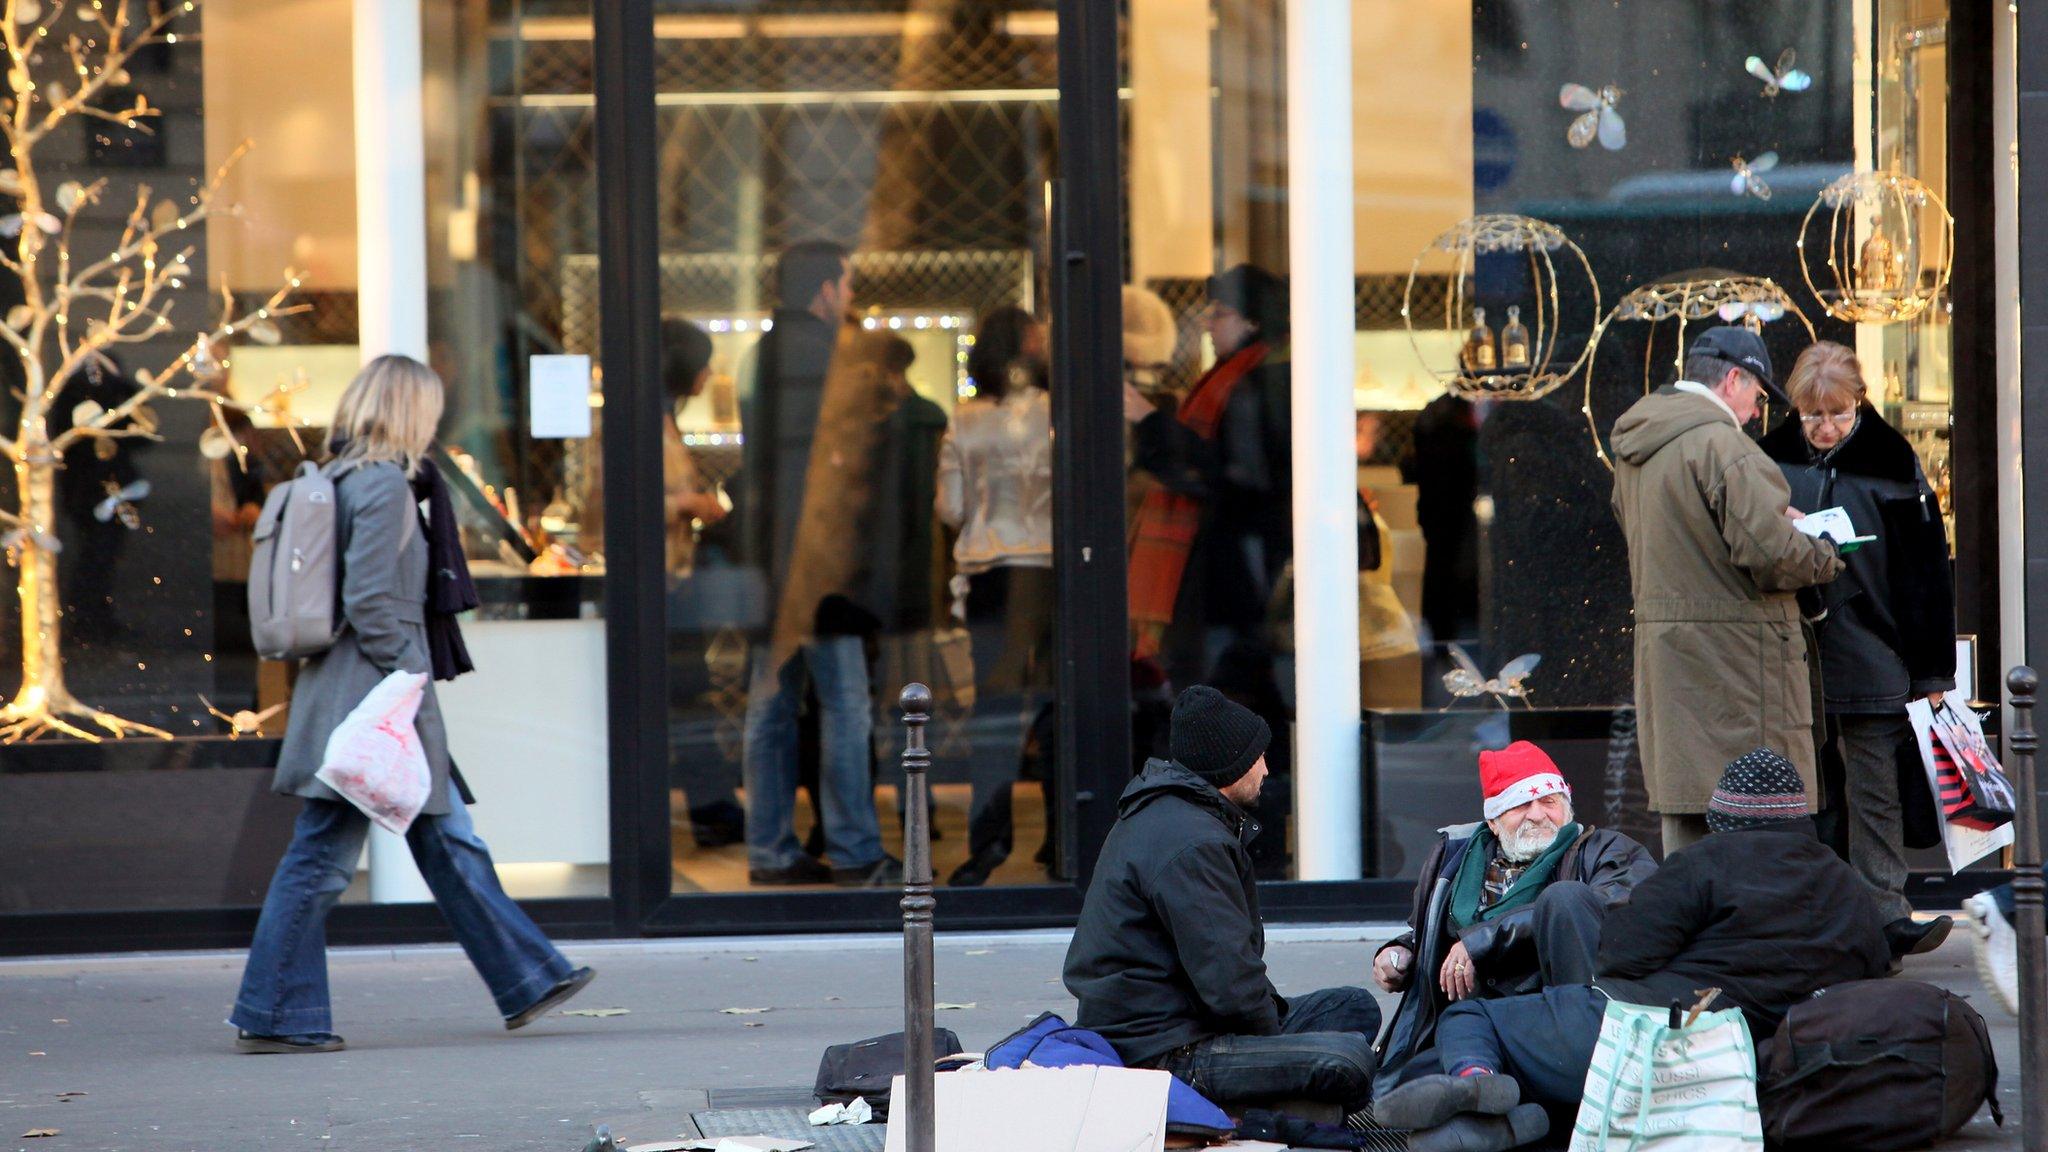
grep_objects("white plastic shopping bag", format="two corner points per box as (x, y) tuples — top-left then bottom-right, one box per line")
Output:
(1570, 998), (1764, 1152)
(315, 670), (432, 835)
(1906, 697), (2013, 872)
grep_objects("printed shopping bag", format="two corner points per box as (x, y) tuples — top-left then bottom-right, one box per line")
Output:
(315, 670), (433, 835)
(1570, 998), (1764, 1152)
(1928, 701), (2017, 830)
(1906, 698), (2013, 872)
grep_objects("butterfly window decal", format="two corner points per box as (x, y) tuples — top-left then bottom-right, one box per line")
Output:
(1442, 646), (1541, 710)
(1746, 49), (1812, 98)
(93, 478), (151, 530)
(200, 695), (287, 739)
(1559, 83), (1626, 151)
(1730, 152), (1778, 200)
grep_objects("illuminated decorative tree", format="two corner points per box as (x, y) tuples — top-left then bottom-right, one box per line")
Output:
(0, 0), (302, 742)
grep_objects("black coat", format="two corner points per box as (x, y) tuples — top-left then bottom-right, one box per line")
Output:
(1063, 760), (1281, 1067)
(1131, 348), (1293, 630)
(739, 310), (839, 594)
(1372, 823), (1656, 1094)
(1760, 409), (1956, 711)
(1594, 818), (1892, 1036)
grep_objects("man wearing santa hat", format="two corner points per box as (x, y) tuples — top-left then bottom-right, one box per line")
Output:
(1366, 741), (1655, 1104)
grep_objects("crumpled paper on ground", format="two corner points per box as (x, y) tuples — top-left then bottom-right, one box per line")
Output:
(806, 1097), (874, 1126)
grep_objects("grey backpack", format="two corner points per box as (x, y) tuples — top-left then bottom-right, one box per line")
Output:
(248, 461), (344, 660)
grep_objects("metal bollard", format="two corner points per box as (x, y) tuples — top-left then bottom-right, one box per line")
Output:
(2007, 666), (2045, 1152)
(898, 683), (937, 1152)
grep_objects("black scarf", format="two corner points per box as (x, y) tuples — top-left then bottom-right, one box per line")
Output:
(411, 455), (478, 681)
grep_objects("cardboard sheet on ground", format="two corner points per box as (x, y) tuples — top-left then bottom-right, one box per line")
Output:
(1906, 696), (2014, 872)
(674, 1138), (814, 1152)
(881, 1067), (1170, 1152)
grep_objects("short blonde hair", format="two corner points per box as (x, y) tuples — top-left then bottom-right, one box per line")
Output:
(1786, 341), (1868, 413)
(327, 354), (445, 473)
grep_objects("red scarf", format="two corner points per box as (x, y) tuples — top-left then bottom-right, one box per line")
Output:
(1127, 342), (1268, 659)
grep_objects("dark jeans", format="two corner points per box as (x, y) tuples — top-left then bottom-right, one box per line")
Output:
(1152, 987), (1383, 1110)
(1990, 871), (2048, 925)
(230, 783), (575, 1036)
(962, 567), (1055, 864)
(1438, 985), (1608, 1108)
(1380, 880), (1605, 1092)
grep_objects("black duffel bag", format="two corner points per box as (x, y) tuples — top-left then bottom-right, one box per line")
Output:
(1759, 979), (2001, 1151)
(813, 1028), (964, 1118)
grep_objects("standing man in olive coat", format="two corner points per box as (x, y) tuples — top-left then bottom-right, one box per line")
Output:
(1609, 327), (1843, 853)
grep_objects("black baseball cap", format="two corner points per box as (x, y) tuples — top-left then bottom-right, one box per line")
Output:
(1688, 326), (1785, 405)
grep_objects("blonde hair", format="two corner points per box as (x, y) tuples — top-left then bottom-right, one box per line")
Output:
(1785, 341), (1868, 413)
(327, 354), (445, 473)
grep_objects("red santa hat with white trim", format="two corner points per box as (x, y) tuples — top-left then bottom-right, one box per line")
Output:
(1479, 741), (1571, 820)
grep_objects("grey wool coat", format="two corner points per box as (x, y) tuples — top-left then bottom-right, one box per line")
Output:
(270, 460), (456, 816)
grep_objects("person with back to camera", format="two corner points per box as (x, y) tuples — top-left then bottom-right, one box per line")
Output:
(1759, 339), (1957, 960)
(229, 355), (592, 1053)
(1608, 325), (1845, 853)
(937, 305), (1054, 887)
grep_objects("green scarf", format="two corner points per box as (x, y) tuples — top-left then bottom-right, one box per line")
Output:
(1447, 822), (1581, 932)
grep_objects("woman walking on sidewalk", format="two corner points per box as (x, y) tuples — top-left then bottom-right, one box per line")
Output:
(229, 355), (591, 1053)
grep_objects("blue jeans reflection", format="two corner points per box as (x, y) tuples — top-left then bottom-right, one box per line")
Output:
(742, 636), (883, 871)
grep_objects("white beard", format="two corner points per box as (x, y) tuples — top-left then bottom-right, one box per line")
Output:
(1498, 820), (1564, 863)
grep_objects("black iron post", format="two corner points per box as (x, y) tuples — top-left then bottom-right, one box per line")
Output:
(2007, 666), (2045, 1151)
(898, 684), (936, 1152)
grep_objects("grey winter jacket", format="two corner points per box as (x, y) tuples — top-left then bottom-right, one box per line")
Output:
(1371, 822), (1655, 1094)
(1760, 408), (1956, 712)
(271, 461), (455, 815)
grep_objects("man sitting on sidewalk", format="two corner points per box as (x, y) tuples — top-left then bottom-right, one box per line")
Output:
(1064, 686), (1381, 1114)
(1372, 742), (1656, 1093)
(1370, 749), (1892, 1146)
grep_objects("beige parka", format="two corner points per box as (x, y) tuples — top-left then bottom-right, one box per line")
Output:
(1610, 386), (1844, 813)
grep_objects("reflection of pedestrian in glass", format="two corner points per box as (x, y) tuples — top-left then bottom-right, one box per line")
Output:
(1759, 341), (1955, 959)
(738, 242), (898, 888)
(1124, 266), (1294, 874)
(656, 317), (747, 849)
(1123, 265), (1293, 683)
(1402, 393), (1481, 649)
(938, 307), (1053, 887)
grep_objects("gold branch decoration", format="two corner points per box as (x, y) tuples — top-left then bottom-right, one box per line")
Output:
(0, 0), (309, 743)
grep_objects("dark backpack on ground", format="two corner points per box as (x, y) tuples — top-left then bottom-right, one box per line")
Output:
(1758, 979), (2001, 1151)
(813, 1028), (963, 1119)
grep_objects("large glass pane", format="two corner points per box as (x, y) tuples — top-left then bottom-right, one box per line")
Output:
(1121, 1), (1986, 876)
(418, 0), (611, 900)
(0, 0), (358, 911)
(641, 4), (1065, 893)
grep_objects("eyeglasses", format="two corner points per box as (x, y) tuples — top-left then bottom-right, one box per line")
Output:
(1798, 410), (1857, 428)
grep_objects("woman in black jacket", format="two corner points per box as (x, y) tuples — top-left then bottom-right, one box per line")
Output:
(1761, 341), (1955, 957)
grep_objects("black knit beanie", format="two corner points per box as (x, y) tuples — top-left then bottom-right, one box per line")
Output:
(1170, 686), (1271, 790)
(1706, 748), (1811, 833)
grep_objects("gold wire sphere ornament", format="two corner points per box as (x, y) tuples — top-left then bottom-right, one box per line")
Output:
(1401, 213), (1600, 402)
(1797, 168), (1954, 325)
(1582, 270), (1815, 470)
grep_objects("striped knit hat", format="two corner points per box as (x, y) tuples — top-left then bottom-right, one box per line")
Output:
(1706, 748), (1811, 832)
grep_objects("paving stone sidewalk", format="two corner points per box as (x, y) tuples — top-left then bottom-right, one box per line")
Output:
(0, 928), (2022, 1151)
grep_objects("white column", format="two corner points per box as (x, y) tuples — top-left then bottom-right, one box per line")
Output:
(354, 0), (433, 902)
(1285, 0), (1362, 879)
(1994, 3), (2026, 735)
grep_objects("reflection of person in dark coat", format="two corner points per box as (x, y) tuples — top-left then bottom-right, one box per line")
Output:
(1368, 743), (1654, 1095)
(1123, 266), (1294, 873)
(53, 352), (145, 639)
(1401, 393), (1481, 646)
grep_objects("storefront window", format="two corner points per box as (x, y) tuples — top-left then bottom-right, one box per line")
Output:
(556, 3), (1066, 894)
(0, 0), (360, 912)
(1121, 0), (1988, 876)
(421, 0), (612, 900)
